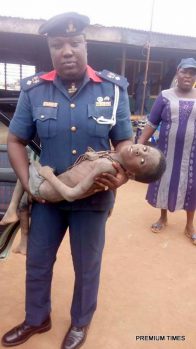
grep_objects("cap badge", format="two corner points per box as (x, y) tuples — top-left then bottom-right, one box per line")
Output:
(66, 21), (77, 33)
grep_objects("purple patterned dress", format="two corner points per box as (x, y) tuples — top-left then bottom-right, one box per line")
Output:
(146, 88), (196, 212)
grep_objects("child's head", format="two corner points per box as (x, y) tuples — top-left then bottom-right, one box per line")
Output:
(121, 144), (166, 184)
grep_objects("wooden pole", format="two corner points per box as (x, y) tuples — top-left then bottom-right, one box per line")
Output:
(140, 0), (155, 116)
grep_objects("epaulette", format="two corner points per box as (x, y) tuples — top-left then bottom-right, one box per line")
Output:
(96, 70), (128, 89)
(21, 72), (46, 91)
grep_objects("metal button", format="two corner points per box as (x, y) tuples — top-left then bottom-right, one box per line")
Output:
(71, 126), (77, 132)
(70, 103), (76, 108)
(40, 115), (45, 119)
(72, 149), (77, 155)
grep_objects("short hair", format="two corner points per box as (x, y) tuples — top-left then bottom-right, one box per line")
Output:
(135, 148), (166, 184)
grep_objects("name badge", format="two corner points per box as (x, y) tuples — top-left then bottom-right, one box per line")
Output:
(95, 101), (112, 107)
(43, 101), (58, 108)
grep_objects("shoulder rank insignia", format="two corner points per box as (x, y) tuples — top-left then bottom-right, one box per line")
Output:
(107, 72), (120, 80)
(96, 70), (128, 89)
(21, 72), (45, 91)
(26, 76), (40, 86)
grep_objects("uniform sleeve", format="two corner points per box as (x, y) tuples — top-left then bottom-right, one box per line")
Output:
(147, 93), (164, 128)
(109, 88), (133, 141)
(9, 90), (36, 141)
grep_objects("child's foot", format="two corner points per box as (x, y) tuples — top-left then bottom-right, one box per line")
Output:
(12, 235), (27, 255)
(0, 210), (19, 225)
(151, 219), (167, 233)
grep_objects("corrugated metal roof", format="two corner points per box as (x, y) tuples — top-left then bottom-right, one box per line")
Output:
(0, 16), (196, 50)
(92, 23), (196, 39)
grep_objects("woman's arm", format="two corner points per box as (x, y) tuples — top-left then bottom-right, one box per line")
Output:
(138, 92), (164, 144)
(137, 124), (155, 144)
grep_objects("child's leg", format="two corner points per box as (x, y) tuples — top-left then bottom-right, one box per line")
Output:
(0, 180), (24, 225)
(12, 192), (30, 255)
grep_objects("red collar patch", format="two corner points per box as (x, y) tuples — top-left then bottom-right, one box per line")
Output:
(40, 65), (102, 83)
(40, 70), (57, 81)
(86, 65), (103, 82)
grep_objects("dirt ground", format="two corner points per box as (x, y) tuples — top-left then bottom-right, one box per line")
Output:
(1, 180), (196, 349)
(1, 123), (196, 349)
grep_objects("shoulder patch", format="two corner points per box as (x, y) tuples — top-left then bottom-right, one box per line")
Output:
(96, 70), (128, 89)
(21, 72), (46, 91)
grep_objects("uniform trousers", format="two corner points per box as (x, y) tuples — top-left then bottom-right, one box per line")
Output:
(25, 202), (109, 327)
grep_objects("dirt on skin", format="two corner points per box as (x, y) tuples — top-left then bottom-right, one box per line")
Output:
(0, 181), (196, 349)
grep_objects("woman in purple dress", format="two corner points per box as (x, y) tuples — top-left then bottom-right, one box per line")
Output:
(139, 58), (196, 244)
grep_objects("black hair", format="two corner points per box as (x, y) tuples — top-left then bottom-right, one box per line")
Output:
(135, 148), (166, 184)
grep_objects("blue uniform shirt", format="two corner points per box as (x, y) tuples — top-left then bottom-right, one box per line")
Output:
(10, 65), (132, 210)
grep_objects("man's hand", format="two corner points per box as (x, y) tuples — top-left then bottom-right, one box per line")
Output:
(94, 162), (129, 190)
(28, 192), (46, 204)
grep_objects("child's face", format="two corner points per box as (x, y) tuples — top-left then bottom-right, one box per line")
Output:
(121, 144), (160, 176)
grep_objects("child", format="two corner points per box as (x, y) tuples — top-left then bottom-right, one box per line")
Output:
(0, 144), (166, 254)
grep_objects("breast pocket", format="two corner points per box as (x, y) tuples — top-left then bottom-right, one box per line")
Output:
(33, 106), (58, 138)
(87, 104), (113, 137)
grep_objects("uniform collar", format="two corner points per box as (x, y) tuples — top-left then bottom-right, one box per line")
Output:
(40, 65), (103, 83)
(86, 65), (103, 82)
(40, 70), (57, 81)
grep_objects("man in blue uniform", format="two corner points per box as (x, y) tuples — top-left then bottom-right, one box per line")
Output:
(1, 12), (133, 349)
